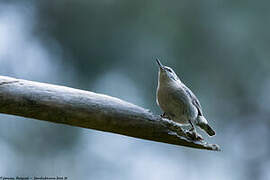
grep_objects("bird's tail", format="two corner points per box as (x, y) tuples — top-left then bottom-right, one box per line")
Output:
(196, 116), (216, 136)
(203, 123), (216, 136)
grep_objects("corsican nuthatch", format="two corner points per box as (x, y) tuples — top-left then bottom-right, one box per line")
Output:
(156, 59), (215, 137)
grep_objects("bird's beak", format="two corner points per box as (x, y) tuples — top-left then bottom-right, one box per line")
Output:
(156, 58), (164, 70)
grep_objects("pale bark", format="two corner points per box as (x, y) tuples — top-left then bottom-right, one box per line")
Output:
(0, 76), (220, 151)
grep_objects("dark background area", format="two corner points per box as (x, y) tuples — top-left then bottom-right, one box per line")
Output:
(0, 0), (270, 179)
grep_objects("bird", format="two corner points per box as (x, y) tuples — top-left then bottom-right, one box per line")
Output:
(156, 58), (215, 137)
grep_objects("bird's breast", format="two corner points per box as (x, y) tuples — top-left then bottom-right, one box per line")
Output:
(156, 83), (197, 124)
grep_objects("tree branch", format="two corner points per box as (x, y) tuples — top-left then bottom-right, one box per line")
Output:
(0, 76), (220, 151)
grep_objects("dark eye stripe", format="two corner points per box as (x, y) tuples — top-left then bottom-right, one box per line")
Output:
(165, 68), (172, 72)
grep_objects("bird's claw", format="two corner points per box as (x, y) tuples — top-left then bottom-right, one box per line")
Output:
(186, 130), (204, 141)
(160, 112), (171, 119)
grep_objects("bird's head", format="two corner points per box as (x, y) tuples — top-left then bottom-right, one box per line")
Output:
(156, 58), (179, 83)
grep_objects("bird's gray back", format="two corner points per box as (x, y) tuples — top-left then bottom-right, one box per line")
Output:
(181, 84), (203, 116)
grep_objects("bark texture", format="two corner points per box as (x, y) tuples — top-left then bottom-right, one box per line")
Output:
(0, 76), (220, 151)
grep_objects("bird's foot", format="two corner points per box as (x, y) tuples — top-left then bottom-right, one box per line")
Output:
(160, 112), (171, 120)
(186, 120), (203, 140)
(186, 129), (204, 141)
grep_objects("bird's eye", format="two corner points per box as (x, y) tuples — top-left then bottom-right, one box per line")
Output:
(166, 68), (172, 73)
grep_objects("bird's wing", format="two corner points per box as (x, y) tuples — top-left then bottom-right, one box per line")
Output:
(182, 85), (203, 116)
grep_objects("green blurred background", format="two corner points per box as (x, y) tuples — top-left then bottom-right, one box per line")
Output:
(0, 0), (270, 179)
